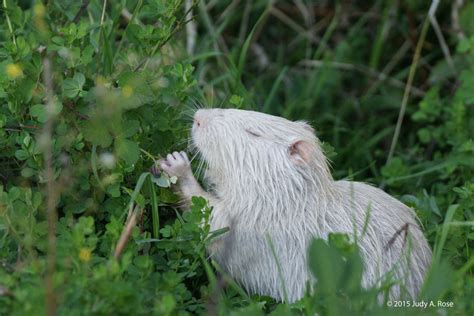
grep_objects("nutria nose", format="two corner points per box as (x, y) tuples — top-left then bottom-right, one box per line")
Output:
(193, 109), (206, 127)
(194, 118), (201, 127)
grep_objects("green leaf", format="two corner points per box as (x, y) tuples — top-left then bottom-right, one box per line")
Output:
(30, 102), (62, 123)
(308, 236), (364, 296)
(8, 187), (21, 201)
(122, 120), (141, 138)
(81, 120), (113, 148)
(229, 94), (243, 107)
(63, 72), (85, 98)
(115, 138), (140, 165)
(14, 149), (28, 161)
(151, 174), (171, 188)
(0, 114), (6, 128)
(21, 167), (35, 178)
(106, 183), (121, 198)
(420, 260), (454, 301)
(30, 104), (47, 123)
(117, 71), (155, 109)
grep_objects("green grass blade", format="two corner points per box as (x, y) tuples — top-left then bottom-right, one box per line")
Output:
(237, 5), (271, 82)
(262, 66), (287, 113)
(91, 145), (105, 191)
(265, 233), (289, 302)
(147, 175), (159, 239)
(123, 172), (150, 219)
(433, 204), (459, 265)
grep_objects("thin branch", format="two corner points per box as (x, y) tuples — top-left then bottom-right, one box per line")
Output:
(41, 55), (59, 316)
(185, 0), (197, 55)
(364, 41), (411, 97)
(113, 206), (139, 259)
(428, 0), (456, 75)
(73, 0), (90, 23)
(4, 128), (21, 132)
(381, 41), (411, 77)
(121, 8), (143, 26)
(64, 101), (90, 120)
(133, 5), (197, 73)
(451, 0), (466, 41)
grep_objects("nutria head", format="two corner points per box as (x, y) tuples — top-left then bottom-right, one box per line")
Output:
(191, 108), (335, 207)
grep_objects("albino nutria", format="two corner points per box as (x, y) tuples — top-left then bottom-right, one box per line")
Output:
(155, 108), (431, 302)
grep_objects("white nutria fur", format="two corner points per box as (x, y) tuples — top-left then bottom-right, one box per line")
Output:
(157, 108), (432, 303)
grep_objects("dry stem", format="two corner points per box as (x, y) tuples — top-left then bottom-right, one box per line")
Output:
(42, 55), (59, 316)
(113, 206), (139, 259)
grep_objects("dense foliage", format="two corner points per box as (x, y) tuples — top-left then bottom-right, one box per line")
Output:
(0, 0), (473, 315)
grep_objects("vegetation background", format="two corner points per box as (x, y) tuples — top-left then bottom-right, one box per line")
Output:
(0, 0), (473, 315)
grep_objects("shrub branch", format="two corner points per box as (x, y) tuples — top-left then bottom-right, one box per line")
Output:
(41, 55), (59, 316)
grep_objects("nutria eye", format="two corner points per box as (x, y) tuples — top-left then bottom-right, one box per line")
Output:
(245, 129), (261, 137)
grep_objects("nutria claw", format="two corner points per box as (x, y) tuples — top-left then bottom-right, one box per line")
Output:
(150, 163), (161, 177)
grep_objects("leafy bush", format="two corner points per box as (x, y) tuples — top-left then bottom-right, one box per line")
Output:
(1, 1), (473, 315)
(0, 0), (205, 314)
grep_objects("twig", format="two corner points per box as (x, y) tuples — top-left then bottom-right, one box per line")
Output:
(41, 55), (60, 316)
(185, 0), (197, 55)
(73, 0), (90, 23)
(386, 8), (431, 165)
(451, 0), (466, 41)
(64, 101), (90, 120)
(5, 128), (24, 132)
(428, 0), (456, 75)
(20, 123), (39, 129)
(121, 8), (143, 25)
(133, 5), (197, 73)
(364, 41), (411, 97)
(299, 60), (425, 97)
(113, 206), (139, 259)
(112, 0), (144, 67)
(121, 8), (132, 21)
(380, 41), (411, 78)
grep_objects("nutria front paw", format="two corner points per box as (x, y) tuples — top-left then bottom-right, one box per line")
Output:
(155, 151), (192, 179)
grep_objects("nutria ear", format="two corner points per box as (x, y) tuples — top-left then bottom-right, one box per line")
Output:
(289, 140), (313, 165)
